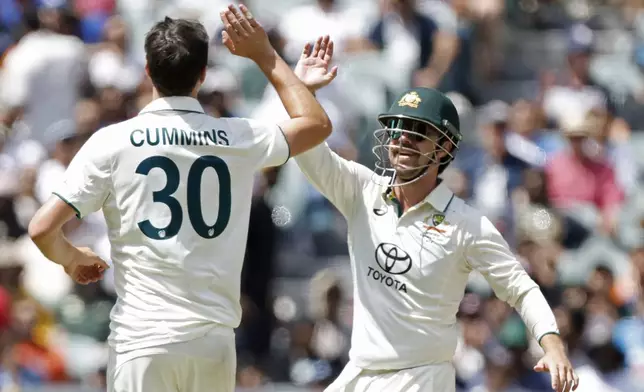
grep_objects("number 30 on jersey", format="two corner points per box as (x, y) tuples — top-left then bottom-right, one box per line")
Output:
(135, 155), (231, 240)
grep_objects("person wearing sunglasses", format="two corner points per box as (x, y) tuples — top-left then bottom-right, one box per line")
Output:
(291, 39), (579, 392)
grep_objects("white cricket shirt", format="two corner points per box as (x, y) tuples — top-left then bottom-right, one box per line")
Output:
(295, 144), (559, 370)
(53, 97), (289, 354)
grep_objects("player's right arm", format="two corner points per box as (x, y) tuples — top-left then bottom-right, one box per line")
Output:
(28, 129), (111, 284)
(289, 37), (371, 218)
(220, 4), (332, 157)
(296, 142), (371, 218)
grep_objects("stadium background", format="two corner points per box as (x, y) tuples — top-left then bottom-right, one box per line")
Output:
(0, 0), (643, 391)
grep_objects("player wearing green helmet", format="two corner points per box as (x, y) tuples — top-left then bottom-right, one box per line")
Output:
(373, 88), (462, 186)
(290, 37), (579, 392)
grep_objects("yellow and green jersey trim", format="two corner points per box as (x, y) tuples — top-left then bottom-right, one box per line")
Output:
(385, 187), (402, 218)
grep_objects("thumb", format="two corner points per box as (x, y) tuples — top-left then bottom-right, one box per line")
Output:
(222, 31), (235, 53)
(325, 65), (339, 81)
(534, 359), (548, 372)
(94, 259), (110, 271)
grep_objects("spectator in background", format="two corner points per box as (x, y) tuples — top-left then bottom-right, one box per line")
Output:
(458, 100), (530, 240)
(586, 108), (640, 197)
(512, 168), (564, 248)
(278, 0), (371, 64)
(423, 0), (479, 103)
(8, 297), (67, 385)
(460, 0), (506, 83)
(52, 281), (115, 380)
(33, 120), (85, 206)
(545, 109), (624, 237)
(87, 15), (141, 96)
(238, 167), (283, 370)
(506, 99), (564, 167)
(0, 125), (26, 240)
(350, 0), (452, 90)
(74, 99), (101, 135)
(612, 283), (644, 386)
(540, 22), (631, 143)
(541, 24), (607, 119)
(308, 270), (350, 382)
(0, 2), (87, 145)
(198, 67), (240, 118)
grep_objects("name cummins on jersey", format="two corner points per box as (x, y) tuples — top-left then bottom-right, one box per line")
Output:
(53, 97), (289, 354)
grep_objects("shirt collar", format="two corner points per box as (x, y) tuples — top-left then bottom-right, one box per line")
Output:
(381, 179), (454, 213)
(422, 180), (454, 212)
(139, 97), (205, 115)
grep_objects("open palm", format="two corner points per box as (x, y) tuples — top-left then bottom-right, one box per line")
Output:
(294, 35), (339, 92)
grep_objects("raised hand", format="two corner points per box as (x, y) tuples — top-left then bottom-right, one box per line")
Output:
(220, 4), (274, 62)
(294, 35), (339, 92)
(65, 247), (109, 285)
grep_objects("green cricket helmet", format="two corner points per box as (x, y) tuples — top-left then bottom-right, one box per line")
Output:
(372, 88), (462, 186)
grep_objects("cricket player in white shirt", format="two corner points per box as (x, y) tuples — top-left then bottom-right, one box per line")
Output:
(290, 40), (580, 392)
(27, 5), (333, 392)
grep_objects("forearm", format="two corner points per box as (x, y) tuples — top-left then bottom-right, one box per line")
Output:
(30, 228), (78, 268)
(295, 143), (354, 216)
(514, 287), (560, 345)
(28, 198), (81, 268)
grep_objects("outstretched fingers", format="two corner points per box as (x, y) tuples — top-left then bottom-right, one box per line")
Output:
(228, 4), (253, 35)
(220, 9), (240, 42)
(317, 35), (330, 59)
(312, 36), (323, 58)
(301, 42), (313, 59)
(239, 4), (259, 28)
(323, 39), (334, 62)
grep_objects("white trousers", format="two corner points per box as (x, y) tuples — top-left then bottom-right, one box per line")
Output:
(325, 361), (456, 392)
(107, 327), (236, 392)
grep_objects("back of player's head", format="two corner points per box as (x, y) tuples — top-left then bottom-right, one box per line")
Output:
(144, 17), (209, 97)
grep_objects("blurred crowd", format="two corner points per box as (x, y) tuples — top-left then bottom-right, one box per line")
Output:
(0, 0), (643, 391)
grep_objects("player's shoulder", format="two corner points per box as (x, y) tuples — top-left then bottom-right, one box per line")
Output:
(91, 120), (128, 141)
(223, 116), (264, 129)
(83, 120), (133, 152)
(223, 116), (279, 139)
(443, 195), (493, 237)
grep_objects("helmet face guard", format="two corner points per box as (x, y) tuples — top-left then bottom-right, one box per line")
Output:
(371, 115), (460, 187)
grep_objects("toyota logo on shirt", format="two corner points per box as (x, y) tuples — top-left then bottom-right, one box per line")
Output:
(374, 243), (412, 275)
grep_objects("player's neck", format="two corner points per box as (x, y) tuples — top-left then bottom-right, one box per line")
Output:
(393, 172), (439, 213)
(151, 87), (200, 101)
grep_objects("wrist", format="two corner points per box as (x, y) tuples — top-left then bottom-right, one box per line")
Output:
(539, 332), (565, 352)
(252, 49), (278, 69)
(33, 231), (78, 268)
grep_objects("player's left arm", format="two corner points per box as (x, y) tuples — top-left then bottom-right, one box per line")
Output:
(28, 131), (111, 282)
(465, 214), (579, 392)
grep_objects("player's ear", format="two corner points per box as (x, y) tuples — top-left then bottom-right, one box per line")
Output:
(436, 138), (452, 159)
(199, 67), (207, 84)
(144, 62), (151, 78)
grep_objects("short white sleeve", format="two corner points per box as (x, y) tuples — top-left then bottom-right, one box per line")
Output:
(243, 118), (290, 169)
(53, 131), (112, 219)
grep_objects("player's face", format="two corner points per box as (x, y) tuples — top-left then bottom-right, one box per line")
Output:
(385, 118), (447, 179)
